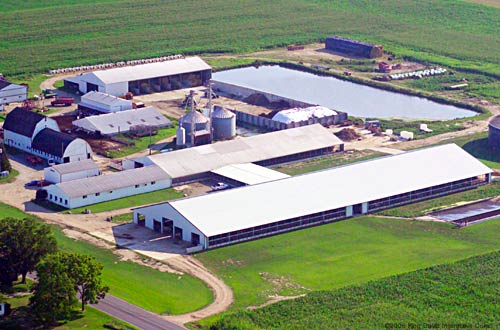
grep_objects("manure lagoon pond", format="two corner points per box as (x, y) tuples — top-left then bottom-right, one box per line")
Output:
(213, 65), (477, 120)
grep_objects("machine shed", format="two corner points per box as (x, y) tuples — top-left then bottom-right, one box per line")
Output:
(44, 159), (100, 184)
(134, 144), (492, 250)
(79, 91), (133, 113)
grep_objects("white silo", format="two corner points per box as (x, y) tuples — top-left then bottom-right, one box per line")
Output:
(212, 105), (236, 140)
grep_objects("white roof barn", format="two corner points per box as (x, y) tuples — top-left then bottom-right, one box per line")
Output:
(129, 124), (344, 181)
(79, 91), (133, 113)
(65, 56), (212, 96)
(0, 79), (28, 105)
(134, 144), (492, 250)
(211, 163), (290, 185)
(72, 107), (172, 136)
(44, 159), (100, 184)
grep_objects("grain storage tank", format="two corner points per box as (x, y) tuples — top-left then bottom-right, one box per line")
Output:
(179, 110), (210, 145)
(489, 115), (500, 148)
(212, 105), (236, 140)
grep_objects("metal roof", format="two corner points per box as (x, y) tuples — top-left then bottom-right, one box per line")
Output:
(489, 115), (500, 130)
(73, 107), (172, 135)
(50, 159), (99, 175)
(180, 110), (209, 124)
(212, 106), (235, 119)
(272, 106), (337, 124)
(211, 163), (290, 185)
(78, 57), (211, 85)
(164, 144), (492, 237)
(80, 91), (133, 107)
(145, 124), (343, 179)
(3, 107), (49, 137)
(53, 165), (168, 198)
(32, 129), (78, 157)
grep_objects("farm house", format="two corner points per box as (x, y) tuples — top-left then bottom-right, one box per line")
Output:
(44, 159), (100, 184)
(325, 36), (383, 58)
(78, 91), (133, 113)
(123, 124), (344, 185)
(0, 79), (27, 106)
(43, 165), (169, 209)
(64, 56), (212, 96)
(133, 144), (492, 250)
(72, 107), (172, 137)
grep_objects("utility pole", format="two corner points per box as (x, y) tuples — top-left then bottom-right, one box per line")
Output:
(207, 81), (213, 143)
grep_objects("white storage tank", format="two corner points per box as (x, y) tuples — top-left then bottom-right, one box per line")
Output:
(176, 127), (186, 146)
(212, 105), (236, 140)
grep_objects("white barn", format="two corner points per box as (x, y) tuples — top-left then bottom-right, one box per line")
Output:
(79, 91), (133, 113)
(3, 108), (60, 153)
(72, 107), (172, 136)
(3, 107), (92, 164)
(44, 165), (170, 209)
(44, 160), (100, 184)
(64, 56), (212, 96)
(133, 144), (492, 250)
(0, 80), (27, 106)
(124, 124), (344, 184)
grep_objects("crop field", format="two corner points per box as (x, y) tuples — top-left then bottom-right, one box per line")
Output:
(1, 1), (499, 78)
(208, 250), (500, 329)
(0, 203), (213, 315)
(196, 216), (500, 312)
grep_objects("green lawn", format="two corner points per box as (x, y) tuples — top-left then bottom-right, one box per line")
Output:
(110, 212), (134, 224)
(208, 250), (500, 330)
(196, 216), (500, 312)
(1, 1), (499, 78)
(0, 169), (19, 184)
(273, 151), (384, 176)
(69, 188), (183, 213)
(0, 203), (213, 315)
(10, 74), (49, 98)
(107, 124), (177, 158)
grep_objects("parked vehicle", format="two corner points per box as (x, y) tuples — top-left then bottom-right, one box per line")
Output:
(42, 89), (57, 98)
(211, 182), (229, 191)
(25, 180), (39, 187)
(51, 97), (74, 106)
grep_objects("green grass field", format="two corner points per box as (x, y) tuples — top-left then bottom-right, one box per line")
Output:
(0, 203), (213, 315)
(209, 250), (500, 329)
(1, 1), (499, 78)
(196, 216), (500, 312)
(69, 188), (183, 214)
(273, 151), (384, 176)
(107, 124), (177, 158)
(0, 169), (19, 184)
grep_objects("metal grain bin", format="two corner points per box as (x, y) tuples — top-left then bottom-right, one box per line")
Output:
(489, 115), (500, 148)
(212, 106), (236, 140)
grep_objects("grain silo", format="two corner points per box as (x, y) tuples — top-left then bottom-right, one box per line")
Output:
(212, 105), (236, 140)
(179, 110), (211, 146)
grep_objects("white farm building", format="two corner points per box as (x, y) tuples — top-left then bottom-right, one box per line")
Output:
(72, 107), (172, 136)
(0, 79), (27, 106)
(44, 165), (169, 209)
(78, 91), (133, 113)
(44, 160), (100, 184)
(64, 56), (212, 96)
(124, 124), (344, 184)
(133, 144), (492, 250)
(3, 108), (92, 163)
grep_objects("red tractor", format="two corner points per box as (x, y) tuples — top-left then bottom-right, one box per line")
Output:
(51, 97), (74, 107)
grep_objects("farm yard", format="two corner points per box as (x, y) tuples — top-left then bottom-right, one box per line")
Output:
(1, 0), (499, 79)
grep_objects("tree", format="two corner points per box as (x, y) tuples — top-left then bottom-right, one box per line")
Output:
(62, 253), (109, 311)
(30, 253), (77, 324)
(0, 143), (11, 172)
(0, 217), (57, 287)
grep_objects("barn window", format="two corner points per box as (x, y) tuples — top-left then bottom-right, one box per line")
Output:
(135, 185), (139, 188)
(65, 200), (68, 205)
(151, 181), (156, 185)
(83, 195), (87, 199)
(96, 192), (100, 196)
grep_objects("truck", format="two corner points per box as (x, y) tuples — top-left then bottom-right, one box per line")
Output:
(42, 89), (57, 98)
(51, 97), (74, 107)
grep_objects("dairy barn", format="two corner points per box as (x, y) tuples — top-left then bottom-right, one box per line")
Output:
(133, 144), (491, 250)
(64, 56), (212, 96)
